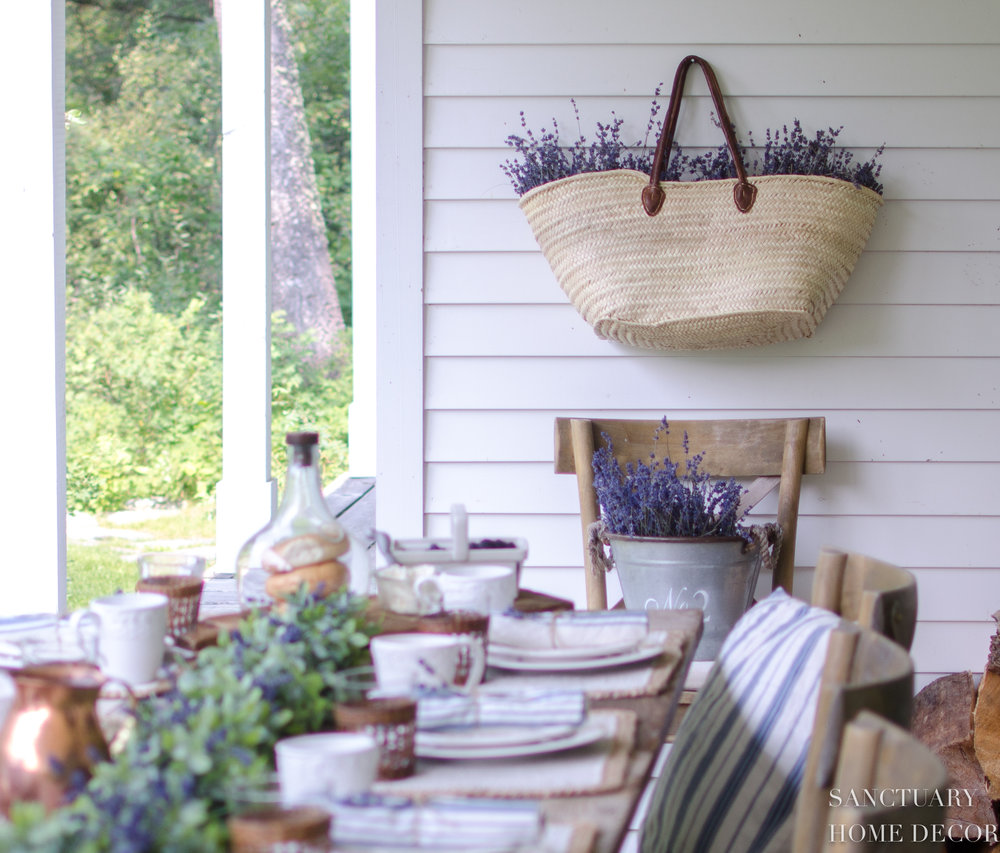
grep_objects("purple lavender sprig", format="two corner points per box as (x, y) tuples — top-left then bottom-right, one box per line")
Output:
(591, 419), (749, 541)
(502, 100), (884, 196)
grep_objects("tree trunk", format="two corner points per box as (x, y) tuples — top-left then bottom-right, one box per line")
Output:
(214, 0), (345, 361)
(268, 0), (345, 363)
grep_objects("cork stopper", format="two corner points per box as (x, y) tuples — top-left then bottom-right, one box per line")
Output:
(285, 431), (319, 447)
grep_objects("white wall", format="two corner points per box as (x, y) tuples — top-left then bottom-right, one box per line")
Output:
(394, 0), (1000, 687)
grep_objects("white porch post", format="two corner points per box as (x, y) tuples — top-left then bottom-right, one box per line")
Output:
(368, 1), (425, 536)
(215, 0), (276, 576)
(0, 2), (67, 615)
(347, 0), (376, 479)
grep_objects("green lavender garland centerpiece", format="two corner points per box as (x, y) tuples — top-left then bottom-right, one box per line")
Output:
(0, 588), (377, 852)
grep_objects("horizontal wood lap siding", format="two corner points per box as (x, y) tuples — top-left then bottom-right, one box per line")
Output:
(418, 0), (1000, 682)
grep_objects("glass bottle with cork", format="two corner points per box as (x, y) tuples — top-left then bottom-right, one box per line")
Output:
(237, 431), (363, 607)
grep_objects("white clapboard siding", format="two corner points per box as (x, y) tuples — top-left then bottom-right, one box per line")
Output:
(403, 0), (1000, 685)
(426, 305), (1000, 357)
(424, 410), (1000, 463)
(425, 0), (1000, 46)
(426, 45), (1000, 98)
(426, 96), (1000, 150)
(425, 251), (1000, 306)
(425, 357), (999, 409)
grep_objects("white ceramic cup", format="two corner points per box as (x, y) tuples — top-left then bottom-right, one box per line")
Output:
(434, 565), (517, 614)
(275, 731), (378, 807)
(71, 592), (168, 685)
(370, 632), (486, 692)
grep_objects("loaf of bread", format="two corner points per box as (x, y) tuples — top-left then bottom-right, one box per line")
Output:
(261, 533), (350, 573)
(264, 559), (349, 598)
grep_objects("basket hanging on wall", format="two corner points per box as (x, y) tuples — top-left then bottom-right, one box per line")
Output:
(518, 55), (884, 351)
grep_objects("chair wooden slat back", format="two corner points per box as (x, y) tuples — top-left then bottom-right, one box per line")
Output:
(554, 416), (826, 609)
(811, 547), (918, 650)
(821, 710), (948, 852)
(793, 625), (917, 853)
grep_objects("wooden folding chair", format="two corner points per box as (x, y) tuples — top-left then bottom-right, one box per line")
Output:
(793, 624), (919, 853)
(811, 547), (919, 650)
(554, 416), (826, 609)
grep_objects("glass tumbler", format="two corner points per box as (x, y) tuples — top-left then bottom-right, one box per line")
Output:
(136, 553), (206, 638)
(332, 666), (417, 780)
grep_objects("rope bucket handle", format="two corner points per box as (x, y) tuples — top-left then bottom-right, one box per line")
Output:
(642, 54), (757, 217)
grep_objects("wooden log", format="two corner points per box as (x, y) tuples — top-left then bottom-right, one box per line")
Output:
(912, 672), (998, 835)
(974, 611), (1000, 801)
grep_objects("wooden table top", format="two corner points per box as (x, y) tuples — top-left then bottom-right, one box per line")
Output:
(184, 597), (703, 853)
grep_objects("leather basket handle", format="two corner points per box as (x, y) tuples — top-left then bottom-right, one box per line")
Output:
(642, 55), (757, 216)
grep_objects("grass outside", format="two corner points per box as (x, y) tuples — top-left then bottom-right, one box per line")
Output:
(67, 501), (215, 611)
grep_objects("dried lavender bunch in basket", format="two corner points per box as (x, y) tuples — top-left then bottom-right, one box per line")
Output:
(502, 99), (884, 197)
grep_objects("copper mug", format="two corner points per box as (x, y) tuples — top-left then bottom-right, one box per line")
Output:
(0, 662), (114, 816)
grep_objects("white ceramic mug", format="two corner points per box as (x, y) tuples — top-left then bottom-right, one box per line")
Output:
(370, 632), (486, 692)
(275, 731), (378, 807)
(434, 565), (517, 614)
(71, 592), (168, 685)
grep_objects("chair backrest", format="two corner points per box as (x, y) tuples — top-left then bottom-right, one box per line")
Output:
(811, 547), (918, 650)
(821, 710), (949, 852)
(793, 624), (917, 853)
(554, 416), (826, 609)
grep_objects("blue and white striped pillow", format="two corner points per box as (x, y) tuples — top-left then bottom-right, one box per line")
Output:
(640, 589), (840, 853)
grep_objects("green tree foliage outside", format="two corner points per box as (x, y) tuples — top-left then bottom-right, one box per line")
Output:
(64, 0), (353, 516)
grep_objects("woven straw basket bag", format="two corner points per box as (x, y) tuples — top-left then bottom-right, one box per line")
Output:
(519, 55), (883, 351)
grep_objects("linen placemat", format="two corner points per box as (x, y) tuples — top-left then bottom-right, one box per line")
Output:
(372, 709), (636, 800)
(486, 631), (684, 700)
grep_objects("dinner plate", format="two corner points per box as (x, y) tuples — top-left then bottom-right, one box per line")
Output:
(417, 722), (578, 751)
(487, 632), (667, 673)
(0, 614), (56, 635)
(487, 637), (640, 662)
(415, 714), (608, 760)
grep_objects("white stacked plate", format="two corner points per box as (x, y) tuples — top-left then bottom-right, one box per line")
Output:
(486, 632), (667, 673)
(415, 713), (608, 760)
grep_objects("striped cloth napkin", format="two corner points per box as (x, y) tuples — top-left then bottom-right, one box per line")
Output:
(327, 793), (543, 849)
(415, 686), (587, 730)
(488, 610), (649, 650)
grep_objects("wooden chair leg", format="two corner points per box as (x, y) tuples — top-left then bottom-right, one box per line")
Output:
(570, 419), (607, 610)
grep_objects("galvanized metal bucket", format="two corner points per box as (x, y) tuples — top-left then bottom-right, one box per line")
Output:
(607, 534), (762, 661)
